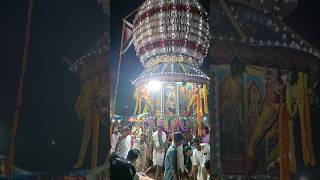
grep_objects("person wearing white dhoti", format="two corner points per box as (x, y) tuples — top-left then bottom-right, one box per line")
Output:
(152, 126), (166, 180)
(116, 127), (132, 159)
(136, 134), (148, 172)
(110, 128), (120, 154)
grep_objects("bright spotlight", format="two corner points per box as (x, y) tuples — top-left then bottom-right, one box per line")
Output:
(146, 80), (161, 91)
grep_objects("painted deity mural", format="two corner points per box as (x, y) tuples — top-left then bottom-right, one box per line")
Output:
(164, 84), (177, 116)
(215, 65), (280, 176)
(219, 75), (244, 174)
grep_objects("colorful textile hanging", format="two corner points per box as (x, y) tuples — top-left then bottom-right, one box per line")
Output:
(288, 119), (297, 174)
(279, 103), (291, 180)
(91, 114), (100, 168)
(134, 87), (142, 115)
(74, 77), (99, 168)
(285, 83), (297, 174)
(138, 94), (142, 115)
(73, 70), (107, 168)
(197, 88), (202, 136)
(143, 104), (149, 113)
(202, 84), (209, 114)
(297, 73), (316, 166)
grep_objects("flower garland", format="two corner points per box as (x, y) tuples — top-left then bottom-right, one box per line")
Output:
(297, 72), (316, 166)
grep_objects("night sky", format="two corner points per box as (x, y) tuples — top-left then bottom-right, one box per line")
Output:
(1, 0), (320, 174)
(0, 0), (105, 172)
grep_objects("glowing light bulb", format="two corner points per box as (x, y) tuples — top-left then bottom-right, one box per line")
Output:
(146, 80), (162, 91)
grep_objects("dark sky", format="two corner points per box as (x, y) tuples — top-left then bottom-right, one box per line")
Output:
(0, 0), (105, 172)
(1, 0), (320, 174)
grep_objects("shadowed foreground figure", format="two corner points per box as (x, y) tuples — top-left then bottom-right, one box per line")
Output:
(100, 151), (153, 180)
(109, 152), (136, 180)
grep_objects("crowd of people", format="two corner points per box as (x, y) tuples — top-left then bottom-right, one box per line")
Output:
(110, 123), (213, 180)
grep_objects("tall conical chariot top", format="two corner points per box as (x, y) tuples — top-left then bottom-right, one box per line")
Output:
(132, 0), (210, 69)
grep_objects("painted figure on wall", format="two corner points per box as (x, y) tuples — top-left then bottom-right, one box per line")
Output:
(179, 84), (188, 115)
(219, 75), (244, 173)
(186, 83), (199, 116)
(164, 84), (177, 115)
(247, 81), (262, 138)
(247, 69), (280, 174)
(264, 70), (280, 104)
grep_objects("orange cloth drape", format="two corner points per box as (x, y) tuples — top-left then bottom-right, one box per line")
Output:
(279, 103), (291, 180)
(202, 84), (208, 114)
(197, 88), (202, 136)
(91, 114), (100, 168)
(297, 73), (316, 166)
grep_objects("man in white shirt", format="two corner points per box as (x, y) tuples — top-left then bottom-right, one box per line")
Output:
(152, 126), (166, 180)
(116, 127), (132, 159)
(184, 137), (210, 180)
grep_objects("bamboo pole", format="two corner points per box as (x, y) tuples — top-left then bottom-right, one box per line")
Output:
(112, 6), (138, 117)
(112, 21), (125, 116)
(123, 6), (139, 21)
(6, 0), (34, 177)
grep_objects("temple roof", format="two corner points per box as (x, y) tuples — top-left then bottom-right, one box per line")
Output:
(227, 0), (298, 18)
(66, 32), (109, 74)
